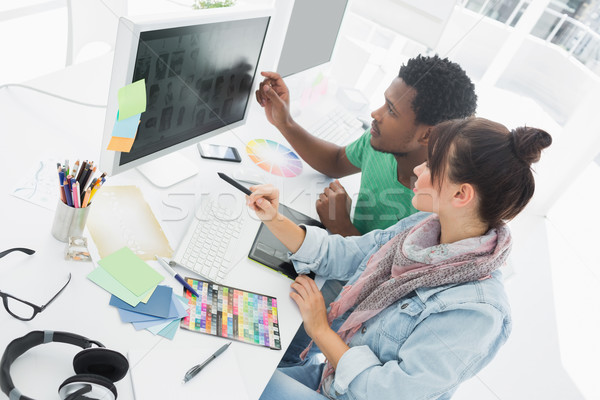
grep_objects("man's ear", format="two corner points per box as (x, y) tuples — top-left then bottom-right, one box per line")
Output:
(453, 183), (476, 208)
(417, 126), (433, 145)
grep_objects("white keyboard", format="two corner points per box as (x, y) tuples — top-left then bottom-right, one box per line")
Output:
(173, 198), (249, 283)
(306, 106), (366, 146)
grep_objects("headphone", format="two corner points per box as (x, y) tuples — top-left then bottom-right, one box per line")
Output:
(0, 331), (129, 400)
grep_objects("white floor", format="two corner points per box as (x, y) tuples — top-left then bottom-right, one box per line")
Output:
(2, 3), (600, 399)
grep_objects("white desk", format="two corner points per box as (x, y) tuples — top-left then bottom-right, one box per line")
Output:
(0, 55), (352, 399)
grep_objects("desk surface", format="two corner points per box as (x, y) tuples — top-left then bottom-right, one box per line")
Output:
(0, 54), (359, 399)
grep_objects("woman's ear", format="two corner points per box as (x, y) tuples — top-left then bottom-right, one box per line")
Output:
(452, 183), (476, 208)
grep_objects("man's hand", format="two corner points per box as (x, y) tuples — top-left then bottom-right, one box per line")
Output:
(289, 275), (330, 339)
(255, 71), (292, 128)
(316, 180), (360, 236)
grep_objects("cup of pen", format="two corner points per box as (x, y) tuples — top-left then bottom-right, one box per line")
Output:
(51, 199), (91, 242)
(51, 160), (104, 242)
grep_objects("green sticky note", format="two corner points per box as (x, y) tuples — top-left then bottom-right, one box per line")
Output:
(87, 266), (157, 307)
(98, 247), (163, 296)
(117, 79), (147, 121)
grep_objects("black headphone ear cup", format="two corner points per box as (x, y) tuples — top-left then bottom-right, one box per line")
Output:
(72, 348), (129, 382)
(58, 374), (117, 400)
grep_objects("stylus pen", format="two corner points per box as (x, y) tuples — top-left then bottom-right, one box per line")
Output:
(217, 172), (252, 195)
(155, 256), (200, 297)
(183, 342), (231, 384)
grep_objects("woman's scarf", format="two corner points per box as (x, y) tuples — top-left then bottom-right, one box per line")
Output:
(303, 214), (512, 388)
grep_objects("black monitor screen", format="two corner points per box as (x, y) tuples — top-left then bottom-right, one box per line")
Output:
(277, 0), (347, 77)
(119, 16), (270, 166)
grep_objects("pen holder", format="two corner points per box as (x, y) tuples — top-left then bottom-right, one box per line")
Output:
(51, 200), (91, 242)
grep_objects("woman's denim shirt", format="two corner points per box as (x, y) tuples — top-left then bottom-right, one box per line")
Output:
(290, 212), (512, 400)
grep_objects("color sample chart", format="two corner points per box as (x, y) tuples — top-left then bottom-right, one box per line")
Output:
(181, 278), (281, 350)
(246, 139), (303, 177)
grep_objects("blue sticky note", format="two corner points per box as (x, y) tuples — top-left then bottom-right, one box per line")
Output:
(109, 285), (173, 318)
(111, 112), (140, 139)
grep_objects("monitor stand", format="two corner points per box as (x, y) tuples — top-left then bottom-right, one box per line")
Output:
(136, 152), (198, 188)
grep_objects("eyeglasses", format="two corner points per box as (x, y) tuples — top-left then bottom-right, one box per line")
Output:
(0, 248), (72, 321)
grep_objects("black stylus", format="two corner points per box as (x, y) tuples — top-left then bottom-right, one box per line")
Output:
(217, 172), (252, 195)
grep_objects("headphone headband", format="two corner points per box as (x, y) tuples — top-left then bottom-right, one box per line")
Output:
(0, 331), (105, 399)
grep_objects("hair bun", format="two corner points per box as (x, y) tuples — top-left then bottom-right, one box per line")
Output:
(510, 126), (552, 164)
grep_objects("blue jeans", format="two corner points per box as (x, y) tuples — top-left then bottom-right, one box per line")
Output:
(279, 279), (345, 367)
(259, 356), (328, 400)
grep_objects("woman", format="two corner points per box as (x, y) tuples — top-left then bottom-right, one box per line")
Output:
(247, 117), (551, 399)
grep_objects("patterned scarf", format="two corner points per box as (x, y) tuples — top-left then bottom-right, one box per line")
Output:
(302, 214), (512, 388)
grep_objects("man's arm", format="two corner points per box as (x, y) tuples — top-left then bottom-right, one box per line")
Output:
(256, 72), (360, 178)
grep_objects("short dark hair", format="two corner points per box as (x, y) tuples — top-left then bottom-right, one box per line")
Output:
(428, 117), (552, 228)
(399, 55), (477, 125)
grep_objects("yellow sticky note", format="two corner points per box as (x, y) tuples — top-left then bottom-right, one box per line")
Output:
(118, 79), (147, 121)
(107, 136), (135, 153)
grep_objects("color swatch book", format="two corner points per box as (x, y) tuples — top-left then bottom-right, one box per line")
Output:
(181, 278), (281, 350)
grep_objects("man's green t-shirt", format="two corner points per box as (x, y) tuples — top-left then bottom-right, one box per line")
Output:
(345, 131), (418, 234)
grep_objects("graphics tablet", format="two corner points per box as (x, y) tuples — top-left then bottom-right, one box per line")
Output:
(248, 204), (324, 280)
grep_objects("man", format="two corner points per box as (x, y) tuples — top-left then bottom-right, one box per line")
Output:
(256, 54), (477, 236)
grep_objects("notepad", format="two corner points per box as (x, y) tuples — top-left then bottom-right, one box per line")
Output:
(129, 342), (249, 400)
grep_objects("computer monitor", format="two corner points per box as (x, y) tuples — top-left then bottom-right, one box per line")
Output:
(99, 7), (273, 187)
(276, 0), (348, 78)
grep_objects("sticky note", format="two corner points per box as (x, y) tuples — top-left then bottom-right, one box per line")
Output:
(107, 136), (135, 153)
(87, 266), (156, 307)
(117, 79), (147, 121)
(98, 247), (164, 296)
(111, 111), (140, 139)
(109, 285), (173, 318)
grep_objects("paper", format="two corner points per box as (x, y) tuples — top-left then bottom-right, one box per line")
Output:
(111, 112), (140, 139)
(156, 318), (180, 339)
(87, 266), (156, 307)
(11, 158), (61, 211)
(86, 185), (173, 261)
(107, 136), (136, 152)
(129, 342), (249, 400)
(119, 293), (188, 323)
(109, 285), (173, 318)
(99, 247), (164, 296)
(117, 79), (147, 121)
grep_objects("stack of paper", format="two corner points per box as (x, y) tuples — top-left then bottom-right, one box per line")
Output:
(88, 247), (188, 339)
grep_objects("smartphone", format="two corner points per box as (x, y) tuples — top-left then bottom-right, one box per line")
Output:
(197, 143), (241, 163)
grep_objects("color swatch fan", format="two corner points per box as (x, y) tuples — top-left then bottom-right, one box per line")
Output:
(246, 139), (303, 177)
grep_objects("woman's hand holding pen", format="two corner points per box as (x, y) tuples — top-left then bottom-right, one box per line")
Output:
(246, 184), (280, 222)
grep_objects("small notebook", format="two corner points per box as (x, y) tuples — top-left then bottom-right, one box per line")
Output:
(181, 278), (281, 350)
(129, 341), (248, 400)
